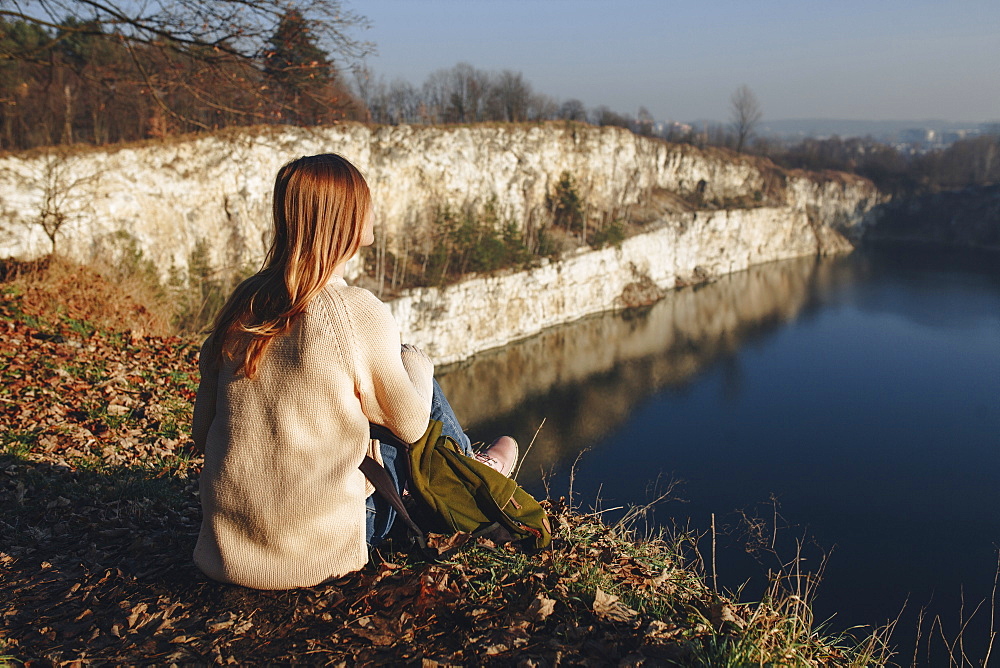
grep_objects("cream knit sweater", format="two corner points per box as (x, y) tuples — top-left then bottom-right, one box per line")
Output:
(191, 276), (433, 589)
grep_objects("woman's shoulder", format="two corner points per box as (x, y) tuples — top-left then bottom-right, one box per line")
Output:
(314, 281), (394, 327)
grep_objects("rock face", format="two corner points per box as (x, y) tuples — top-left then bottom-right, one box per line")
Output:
(0, 123), (882, 363)
(863, 185), (1000, 251)
(391, 205), (859, 364)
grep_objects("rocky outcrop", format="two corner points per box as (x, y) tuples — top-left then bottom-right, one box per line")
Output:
(863, 185), (1000, 251)
(390, 205), (861, 364)
(0, 123), (883, 363)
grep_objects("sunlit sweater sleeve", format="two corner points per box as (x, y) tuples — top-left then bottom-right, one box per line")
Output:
(341, 287), (433, 444)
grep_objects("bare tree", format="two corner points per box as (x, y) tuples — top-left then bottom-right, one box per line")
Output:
(1, 0), (371, 127)
(351, 63), (381, 122)
(635, 106), (654, 136)
(386, 78), (420, 124)
(445, 62), (489, 123)
(558, 99), (586, 122)
(1, 149), (102, 254)
(592, 105), (632, 129)
(730, 84), (762, 153)
(488, 70), (531, 122)
(420, 69), (450, 124)
(357, 70), (423, 126)
(527, 92), (557, 121)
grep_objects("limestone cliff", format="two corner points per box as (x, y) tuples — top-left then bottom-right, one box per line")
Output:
(0, 123), (883, 363)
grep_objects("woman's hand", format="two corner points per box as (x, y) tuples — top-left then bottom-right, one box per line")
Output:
(400, 343), (430, 362)
(399, 344), (434, 403)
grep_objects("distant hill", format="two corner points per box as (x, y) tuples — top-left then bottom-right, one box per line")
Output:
(755, 118), (993, 141)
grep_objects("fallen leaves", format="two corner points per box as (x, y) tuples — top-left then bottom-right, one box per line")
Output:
(352, 613), (410, 646)
(525, 593), (557, 622)
(426, 531), (472, 556)
(593, 587), (638, 623)
(1, 282), (201, 477)
(205, 611), (253, 635)
(127, 602), (148, 629)
(710, 601), (746, 630)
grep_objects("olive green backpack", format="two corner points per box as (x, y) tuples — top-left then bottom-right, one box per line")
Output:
(364, 420), (552, 551)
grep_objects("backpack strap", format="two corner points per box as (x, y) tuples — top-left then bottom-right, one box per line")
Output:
(363, 424), (429, 551)
(359, 454), (428, 551)
(369, 423), (403, 447)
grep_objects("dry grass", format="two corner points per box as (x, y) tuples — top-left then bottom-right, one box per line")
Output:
(0, 255), (173, 338)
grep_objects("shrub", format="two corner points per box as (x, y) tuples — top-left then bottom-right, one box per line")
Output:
(170, 241), (256, 334)
(410, 201), (533, 287)
(589, 219), (626, 249)
(546, 171), (584, 234)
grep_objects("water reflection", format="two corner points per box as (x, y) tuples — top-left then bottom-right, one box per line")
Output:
(439, 247), (1000, 660)
(850, 247), (1000, 330)
(438, 254), (855, 480)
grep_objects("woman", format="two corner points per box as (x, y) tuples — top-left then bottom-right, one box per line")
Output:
(191, 154), (516, 590)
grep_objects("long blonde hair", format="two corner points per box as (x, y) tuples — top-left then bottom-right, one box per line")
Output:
(208, 154), (371, 378)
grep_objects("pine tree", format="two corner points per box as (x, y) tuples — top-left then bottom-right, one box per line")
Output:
(264, 9), (333, 124)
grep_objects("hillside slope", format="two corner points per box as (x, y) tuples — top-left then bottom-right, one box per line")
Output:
(0, 262), (889, 665)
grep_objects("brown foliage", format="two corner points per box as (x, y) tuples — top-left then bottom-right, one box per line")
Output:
(0, 6), (369, 151)
(0, 255), (171, 336)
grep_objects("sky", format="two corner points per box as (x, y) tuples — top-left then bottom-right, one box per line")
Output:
(350, 0), (1000, 124)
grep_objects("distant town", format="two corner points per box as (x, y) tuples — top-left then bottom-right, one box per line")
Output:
(747, 119), (995, 154)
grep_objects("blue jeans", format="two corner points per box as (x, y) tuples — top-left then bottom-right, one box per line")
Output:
(365, 378), (472, 547)
(431, 378), (473, 457)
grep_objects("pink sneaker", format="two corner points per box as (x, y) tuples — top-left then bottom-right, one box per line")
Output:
(474, 436), (519, 478)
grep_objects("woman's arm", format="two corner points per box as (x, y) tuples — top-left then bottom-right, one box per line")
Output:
(351, 295), (433, 444)
(190, 337), (219, 455)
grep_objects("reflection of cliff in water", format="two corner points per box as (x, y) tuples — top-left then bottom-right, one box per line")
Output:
(437, 255), (854, 482)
